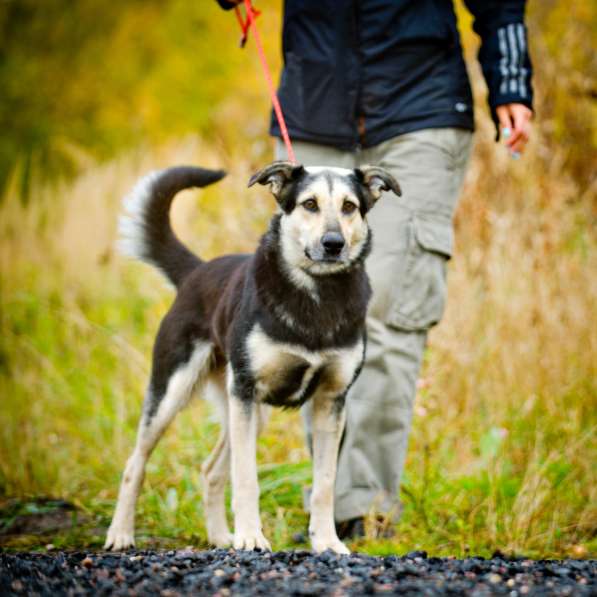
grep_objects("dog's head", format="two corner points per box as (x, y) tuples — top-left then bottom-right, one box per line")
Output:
(249, 161), (401, 276)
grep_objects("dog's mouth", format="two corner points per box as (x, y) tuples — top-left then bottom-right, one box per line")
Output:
(302, 249), (352, 276)
(304, 249), (345, 264)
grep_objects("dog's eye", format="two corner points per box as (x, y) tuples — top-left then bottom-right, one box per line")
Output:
(342, 200), (357, 215)
(302, 198), (319, 212)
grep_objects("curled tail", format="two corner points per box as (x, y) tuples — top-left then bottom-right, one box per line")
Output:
(118, 166), (226, 288)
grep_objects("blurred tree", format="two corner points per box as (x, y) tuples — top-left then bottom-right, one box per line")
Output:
(526, 1), (596, 196)
(0, 0), (276, 201)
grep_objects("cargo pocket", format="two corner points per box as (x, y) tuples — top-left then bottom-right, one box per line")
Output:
(386, 215), (453, 332)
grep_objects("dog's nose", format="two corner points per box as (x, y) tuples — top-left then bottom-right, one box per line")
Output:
(322, 231), (345, 256)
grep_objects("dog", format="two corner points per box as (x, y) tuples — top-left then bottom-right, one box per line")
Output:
(104, 161), (401, 554)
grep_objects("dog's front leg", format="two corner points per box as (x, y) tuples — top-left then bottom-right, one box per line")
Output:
(309, 393), (350, 555)
(228, 385), (271, 551)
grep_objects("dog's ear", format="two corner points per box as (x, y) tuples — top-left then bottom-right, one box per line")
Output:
(354, 165), (401, 212)
(248, 161), (305, 207)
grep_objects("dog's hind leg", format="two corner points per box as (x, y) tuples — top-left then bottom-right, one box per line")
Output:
(201, 370), (233, 547)
(105, 341), (213, 551)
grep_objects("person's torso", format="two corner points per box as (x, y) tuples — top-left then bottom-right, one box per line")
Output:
(273, 0), (474, 148)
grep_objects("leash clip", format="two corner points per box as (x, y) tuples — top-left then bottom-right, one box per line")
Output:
(235, 4), (261, 49)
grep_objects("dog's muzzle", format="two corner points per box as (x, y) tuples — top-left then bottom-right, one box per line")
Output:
(304, 232), (348, 266)
(321, 231), (345, 260)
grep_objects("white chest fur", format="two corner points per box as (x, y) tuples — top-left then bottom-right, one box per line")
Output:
(245, 324), (364, 404)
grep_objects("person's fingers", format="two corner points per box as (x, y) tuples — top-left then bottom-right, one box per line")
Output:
(510, 136), (527, 154)
(505, 126), (524, 149)
(511, 104), (532, 151)
(498, 107), (523, 148)
(496, 104), (533, 156)
(495, 105), (514, 145)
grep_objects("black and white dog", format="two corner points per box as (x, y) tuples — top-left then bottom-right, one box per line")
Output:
(105, 161), (401, 554)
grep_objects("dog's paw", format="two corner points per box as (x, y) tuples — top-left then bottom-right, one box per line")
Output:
(104, 527), (135, 551)
(233, 530), (271, 551)
(311, 536), (350, 555)
(208, 531), (234, 548)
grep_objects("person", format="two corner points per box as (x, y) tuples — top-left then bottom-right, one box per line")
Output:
(217, 0), (533, 538)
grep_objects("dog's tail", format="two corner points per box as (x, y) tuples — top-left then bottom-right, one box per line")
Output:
(118, 166), (226, 288)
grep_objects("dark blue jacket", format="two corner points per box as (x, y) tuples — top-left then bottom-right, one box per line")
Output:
(218, 1), (533, 150)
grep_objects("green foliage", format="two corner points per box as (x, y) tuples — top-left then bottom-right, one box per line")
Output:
(0, 0), (278, 199)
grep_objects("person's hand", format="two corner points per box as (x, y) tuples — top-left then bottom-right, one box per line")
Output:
(495, 103), (533, 158)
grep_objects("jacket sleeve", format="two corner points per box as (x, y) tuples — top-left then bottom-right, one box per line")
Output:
(215, 0), (238, 9)
(463, 1), (533, 116)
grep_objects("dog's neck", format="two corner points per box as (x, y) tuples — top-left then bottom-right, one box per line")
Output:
(252, 215), (371, 350)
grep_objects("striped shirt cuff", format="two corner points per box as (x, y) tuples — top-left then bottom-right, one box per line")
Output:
(496, 23), (531, 102)
(480, 22), (533, 113)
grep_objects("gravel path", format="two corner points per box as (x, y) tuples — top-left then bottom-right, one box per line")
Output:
(1, 549), (595, 596)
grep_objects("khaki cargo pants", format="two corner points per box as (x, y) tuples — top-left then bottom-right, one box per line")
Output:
(276, 128), (473, 522)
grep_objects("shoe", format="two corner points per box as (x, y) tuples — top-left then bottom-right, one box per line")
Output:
(336, 515), (396, 540)
(291, 517), (365, 544)
(335, 517), (365, 540)
(292, 515), (395, 545)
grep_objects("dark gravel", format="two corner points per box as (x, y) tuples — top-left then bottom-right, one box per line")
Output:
(1, 549), (595, 596)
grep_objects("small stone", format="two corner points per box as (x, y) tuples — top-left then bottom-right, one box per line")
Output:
(520, 586), (529, 594)
(214, 569), (225, 577)
(11, 580), (24, 592)
(572, 544), (587, 557)
(554, 567), (571, 577)
(129, 555), (144, 562)
(45, 543), (56, 551)
(82, 556), (93, 568)
(507, 578), (516, 587)
(489, 573), (502, 584)
(406, 550), (427, 559)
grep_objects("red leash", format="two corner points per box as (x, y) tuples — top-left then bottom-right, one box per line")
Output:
(235, 0), (297, 164)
